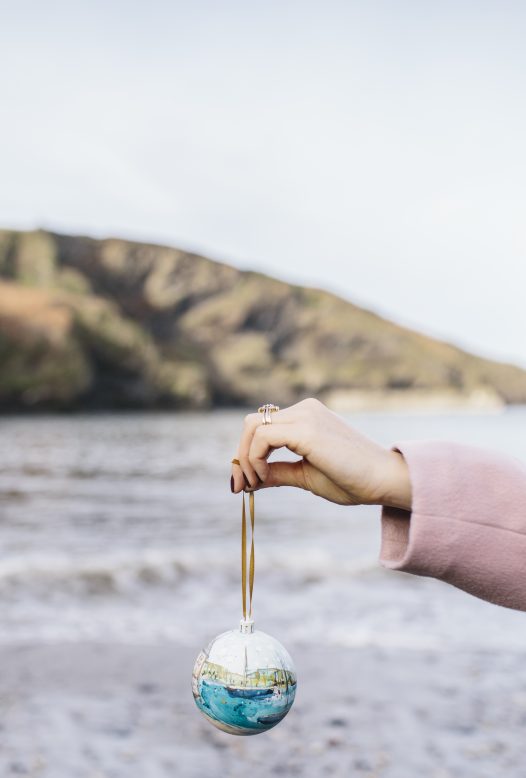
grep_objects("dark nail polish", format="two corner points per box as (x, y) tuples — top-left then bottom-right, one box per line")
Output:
(243, 473), (251, 488)
(230, 475), (234, 493)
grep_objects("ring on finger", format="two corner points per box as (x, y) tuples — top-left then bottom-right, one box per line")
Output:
(257, 403), (279, 425)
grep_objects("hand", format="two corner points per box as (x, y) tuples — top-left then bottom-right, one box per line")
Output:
(231, 398), (412, 510)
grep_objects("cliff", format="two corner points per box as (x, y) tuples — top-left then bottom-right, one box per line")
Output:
(0, 228), (525, 411)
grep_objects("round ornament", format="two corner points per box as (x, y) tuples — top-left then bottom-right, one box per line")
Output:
(192, 618), (297, 735)
(192, 485), (297, 735)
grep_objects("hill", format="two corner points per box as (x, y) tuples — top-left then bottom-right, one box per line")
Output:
(0, 228), (525, 411)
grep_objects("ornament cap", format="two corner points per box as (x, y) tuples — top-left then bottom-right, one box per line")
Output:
(239, 617), (255, 634)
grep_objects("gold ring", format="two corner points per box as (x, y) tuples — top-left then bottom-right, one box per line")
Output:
(231, 458), (241, 465)
(257, 403), (279, 425)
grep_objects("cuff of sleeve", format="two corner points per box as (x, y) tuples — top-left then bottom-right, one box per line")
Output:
(378, 439), (526, 609)
(379, 440), (458, 577)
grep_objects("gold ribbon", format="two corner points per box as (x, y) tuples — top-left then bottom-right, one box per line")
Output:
(231, 458), (256, 620)
(241, 490), (255, 620)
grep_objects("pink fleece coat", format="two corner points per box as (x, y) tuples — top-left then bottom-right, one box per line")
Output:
(380, 441), (526, 611)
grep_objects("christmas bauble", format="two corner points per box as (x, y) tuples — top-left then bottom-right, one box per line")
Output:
(192, 618), (297, 735)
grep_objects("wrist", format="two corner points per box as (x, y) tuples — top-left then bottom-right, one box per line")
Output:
(377, 449), (412, 511)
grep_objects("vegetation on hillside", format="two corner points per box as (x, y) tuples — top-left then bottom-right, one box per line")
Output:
(0, 229), (524, 411)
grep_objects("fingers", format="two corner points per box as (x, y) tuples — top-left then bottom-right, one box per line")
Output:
(235, 413), (260, 489)
(247, 423), (292, 482)
(250, 421), (309, 486)
(232, 408), (291, 491)
(231, 398), (321, 493)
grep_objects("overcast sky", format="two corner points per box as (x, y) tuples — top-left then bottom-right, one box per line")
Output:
(1, 1), (525, 366)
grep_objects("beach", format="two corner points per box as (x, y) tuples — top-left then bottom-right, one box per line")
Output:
(1, 642), (525, 778)
(0, 409), (525, 776)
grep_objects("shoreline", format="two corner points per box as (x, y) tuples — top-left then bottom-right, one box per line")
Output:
(322, 387), (506, 413)
(0, 397), (523, 418)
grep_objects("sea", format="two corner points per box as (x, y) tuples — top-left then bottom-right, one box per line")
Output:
(0, 407), (525, 654)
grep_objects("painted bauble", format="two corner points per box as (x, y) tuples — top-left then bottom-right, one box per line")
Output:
(192, 619), (297, 735)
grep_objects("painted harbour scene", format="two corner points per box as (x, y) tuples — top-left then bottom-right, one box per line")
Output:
(192, 627), (297, 735)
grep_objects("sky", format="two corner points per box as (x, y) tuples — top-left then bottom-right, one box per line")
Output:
(1, 0), (525, 366)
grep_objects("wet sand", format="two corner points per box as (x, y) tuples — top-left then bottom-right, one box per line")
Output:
(0, 642), (524, 778)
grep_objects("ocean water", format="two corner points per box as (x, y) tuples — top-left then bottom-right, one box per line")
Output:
(0, 407), (525, 653)
(196, 679), (296, 733)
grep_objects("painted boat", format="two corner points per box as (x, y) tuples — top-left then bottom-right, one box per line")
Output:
(226, 685), (274, 699)
(256, 711), (287, 726)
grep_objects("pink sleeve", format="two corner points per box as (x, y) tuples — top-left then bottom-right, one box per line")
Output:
(380, 440), (526, 611)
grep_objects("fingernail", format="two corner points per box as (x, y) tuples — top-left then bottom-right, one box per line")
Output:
(230, 475), (234, 493)
(243, 473), (251, 488)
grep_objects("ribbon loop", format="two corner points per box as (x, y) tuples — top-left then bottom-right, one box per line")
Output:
(241, 491), (255, 620)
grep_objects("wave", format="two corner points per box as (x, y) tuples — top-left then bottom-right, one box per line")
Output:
(1, 551), (525, 654)
(0, 547), (379, 597)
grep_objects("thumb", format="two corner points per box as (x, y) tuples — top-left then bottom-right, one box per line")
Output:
(258, 460), (308, 490)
